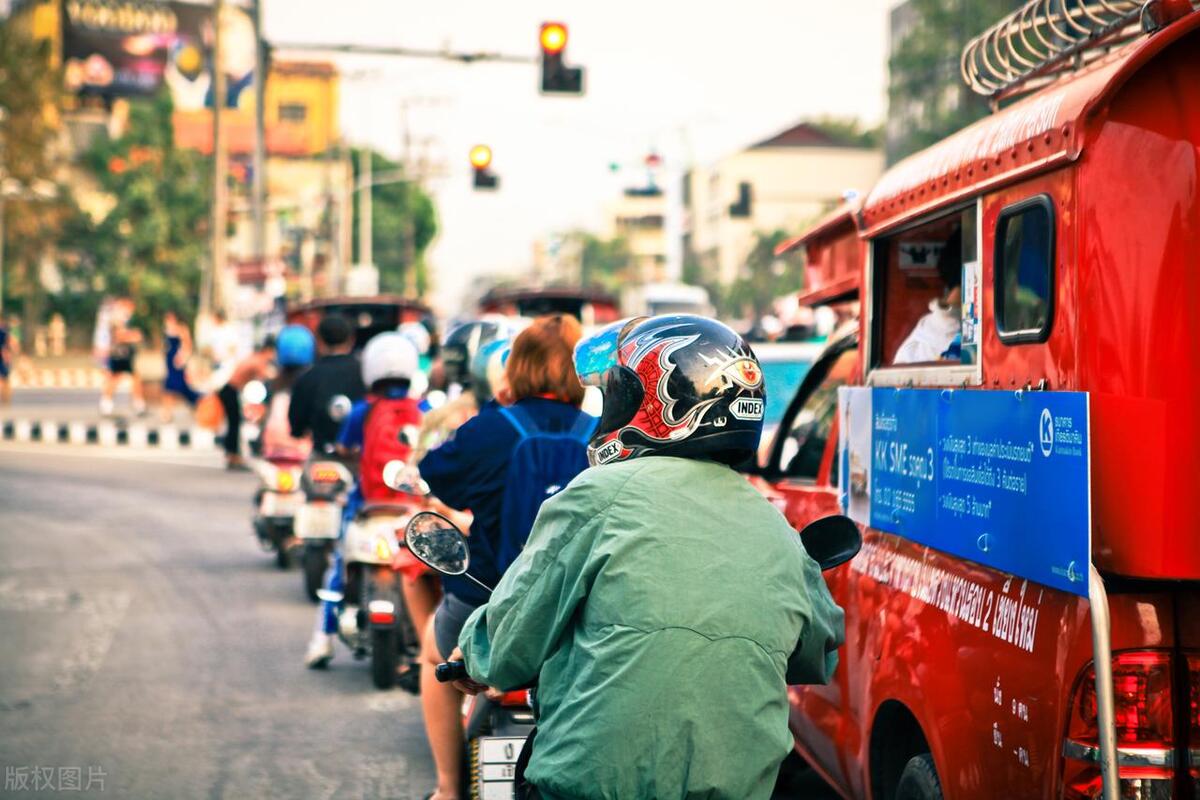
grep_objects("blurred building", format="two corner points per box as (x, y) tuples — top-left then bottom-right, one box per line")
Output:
(604, 186), (667, 284)
(682, 122), (884, 288)
(9, 0), (351, 314)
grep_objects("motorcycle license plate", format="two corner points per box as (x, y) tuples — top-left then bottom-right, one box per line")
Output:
(476, 736), (524, 799)
(260, 491), (303, 517)
(295, 502), (341, 539)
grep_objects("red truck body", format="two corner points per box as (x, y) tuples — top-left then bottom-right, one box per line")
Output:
(759, 11), (1200, 799)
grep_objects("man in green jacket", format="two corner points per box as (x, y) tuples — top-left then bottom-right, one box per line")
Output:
(457, 315), (846, 800)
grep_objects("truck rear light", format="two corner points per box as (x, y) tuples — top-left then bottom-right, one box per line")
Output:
(1062, 651), (1174, 800)
(1188, 655), (1200, 797)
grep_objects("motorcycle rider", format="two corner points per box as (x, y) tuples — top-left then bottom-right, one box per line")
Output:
(260, 324), (315, 462)
(288, 316), (366, 452)
(454, 315), (847, 800)
(304, 331), (424, 669)
(417, 314), (593, 800)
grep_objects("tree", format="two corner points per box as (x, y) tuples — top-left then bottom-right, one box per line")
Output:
(0, 22), (71, 342)
(351, 150), (438, 296)
(724, 230), (805, 321)
(575, 231), (631, 293)
(83, 91), (211, 329)
(886, 0), (1013, 163)
(809, 116), (883, 149)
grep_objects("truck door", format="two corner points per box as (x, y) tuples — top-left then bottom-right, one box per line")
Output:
(761, 330), (860, 794)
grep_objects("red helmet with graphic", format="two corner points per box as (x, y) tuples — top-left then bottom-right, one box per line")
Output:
(573, 315), (765, 467)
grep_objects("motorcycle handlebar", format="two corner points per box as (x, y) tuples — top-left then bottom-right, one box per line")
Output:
(435, 660), (468, 683)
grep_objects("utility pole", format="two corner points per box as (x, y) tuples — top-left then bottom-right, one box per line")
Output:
(251, 0), (266, 265)
(357, 148), (372, 267)
(206, 0), (228, 318)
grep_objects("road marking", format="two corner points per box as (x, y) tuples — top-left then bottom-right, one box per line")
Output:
(0, 442), (225, 470)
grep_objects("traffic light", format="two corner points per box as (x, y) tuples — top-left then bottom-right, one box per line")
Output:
(470, 145), (498, 190)
(539, 22), (584, 95)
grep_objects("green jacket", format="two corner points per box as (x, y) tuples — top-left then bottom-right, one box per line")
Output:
(459, 456), (846, 800)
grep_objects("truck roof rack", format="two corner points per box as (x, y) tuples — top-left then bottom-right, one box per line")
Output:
(961, 0), (1148, 101)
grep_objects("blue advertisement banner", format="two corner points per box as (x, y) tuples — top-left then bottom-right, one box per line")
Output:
(838, 388), (1090, 597)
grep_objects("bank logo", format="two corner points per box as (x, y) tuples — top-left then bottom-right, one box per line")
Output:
(729, 397), (764, 421)
(1039, 408), (1054, 457)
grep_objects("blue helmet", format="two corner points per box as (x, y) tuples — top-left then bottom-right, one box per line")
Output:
(277, 324), (316, 368)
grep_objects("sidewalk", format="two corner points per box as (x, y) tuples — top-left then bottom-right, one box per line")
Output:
(9, 356), (105, 389)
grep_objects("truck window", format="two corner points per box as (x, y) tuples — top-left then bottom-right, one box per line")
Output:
(995, 195), (1054, 342)
(779, 348), (857, 480)
(870, 206), (977, 369)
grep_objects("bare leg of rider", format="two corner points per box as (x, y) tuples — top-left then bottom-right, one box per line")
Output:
(402, 574), (441, 645)
(421, 615), (464, 800)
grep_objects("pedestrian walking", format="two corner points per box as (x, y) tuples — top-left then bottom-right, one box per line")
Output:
(0, 314), (15, 406)
(161, 310), (201, 422)
(218, 338), (276, 471)
(100, 297), (146, 417)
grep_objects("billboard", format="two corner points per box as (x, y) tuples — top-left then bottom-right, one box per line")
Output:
(61, 0), (255, 111)
(838, 387), (1091, 596)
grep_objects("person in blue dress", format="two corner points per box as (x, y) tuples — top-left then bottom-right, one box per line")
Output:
(161, 311), (200, 421)
(0, 314), (14, 406)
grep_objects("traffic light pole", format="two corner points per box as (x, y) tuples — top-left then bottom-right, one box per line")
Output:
(272, 42), (535, 65)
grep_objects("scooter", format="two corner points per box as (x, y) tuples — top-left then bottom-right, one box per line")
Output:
(316, 460), (429, 690)
(295, 395), (355, 602)
(251, 455), (306, 568)
(403, 510), (864, 800)
(244, 381), (308, 568)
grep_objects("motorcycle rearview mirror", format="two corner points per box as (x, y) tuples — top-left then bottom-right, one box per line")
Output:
(381, 460), (430, 495)
(798, 515), (863, 571)
(405, 512), (492, 593)
(241, 380), (268, 406)
(424, 389), (447, 410)
(328, 394), (352, 423)
(382, 460), (407, 491)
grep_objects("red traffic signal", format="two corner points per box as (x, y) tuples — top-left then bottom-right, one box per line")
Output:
(539, 21), (583, 95)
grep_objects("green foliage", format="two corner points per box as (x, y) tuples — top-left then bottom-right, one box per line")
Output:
(886, 0), (1012, 163)
(83, 91), (211, 328)
(724, 230), (804, 320)
(809, 116), (883, 148)
(0, 23), (70, 328)
(575, 231), (631, 293)
(351, 150), (438, 296)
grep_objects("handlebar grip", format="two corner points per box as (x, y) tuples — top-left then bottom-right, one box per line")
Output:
(435, 661), (467, 683)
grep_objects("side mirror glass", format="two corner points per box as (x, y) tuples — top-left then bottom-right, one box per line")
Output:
(328, 394), (352, 422)
(798, 514), (862, 571)
(242, 380), (268, 405)
(382, 459), (430, 495)
(405, 511), (469, 576)
(424, 389), (447, 410)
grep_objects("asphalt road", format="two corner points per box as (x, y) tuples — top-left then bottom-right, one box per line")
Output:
(0, 437), (838, 800)
(0, 445), (435, 799)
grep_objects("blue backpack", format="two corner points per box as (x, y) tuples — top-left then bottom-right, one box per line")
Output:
(495, 404), (596, 573)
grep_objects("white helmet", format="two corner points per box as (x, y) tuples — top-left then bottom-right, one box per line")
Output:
(362, 332), (419, 388)
(398, 321), (432, 356)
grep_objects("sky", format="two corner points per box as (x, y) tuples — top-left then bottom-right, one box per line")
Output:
(263, 1), (894, 312)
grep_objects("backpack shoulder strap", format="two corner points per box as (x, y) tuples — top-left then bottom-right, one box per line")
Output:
(568, 411), (597, 443)
(497, 404), (533, 441)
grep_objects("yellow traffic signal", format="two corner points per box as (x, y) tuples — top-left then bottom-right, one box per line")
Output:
(539, 22), (568, 55)
(469, 144), (493, 170)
